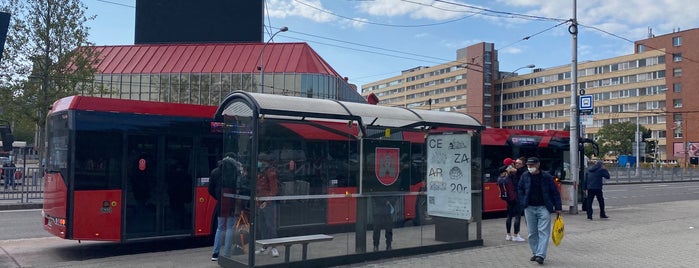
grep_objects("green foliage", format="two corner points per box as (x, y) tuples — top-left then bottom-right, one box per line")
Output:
(583, 143), (596, 159)
(0, 0), (100, 149)
(596, 121), (649, 157)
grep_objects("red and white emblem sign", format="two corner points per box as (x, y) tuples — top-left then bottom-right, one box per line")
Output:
(375, 147), (400, 186)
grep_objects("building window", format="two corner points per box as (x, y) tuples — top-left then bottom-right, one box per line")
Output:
(637, 44), (645, 52)
(673, 83), (682, 93)
(673, 36), (682, 46)
(673, 99), (683, 108)
(673, 53), (682, 62)
(673, 68), (682, 77)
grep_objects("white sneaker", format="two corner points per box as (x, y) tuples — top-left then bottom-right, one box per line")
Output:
(255, 248), (269, 255)
(505, 234), (512, 241)
(512, 234), (526, 242)
(271, 247), (279, 257)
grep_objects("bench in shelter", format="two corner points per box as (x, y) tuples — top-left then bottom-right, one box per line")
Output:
(255, 234), (334, 263)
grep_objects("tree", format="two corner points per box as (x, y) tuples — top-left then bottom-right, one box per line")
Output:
(0, 0), (100, 158)
(595, 121), (650, 158)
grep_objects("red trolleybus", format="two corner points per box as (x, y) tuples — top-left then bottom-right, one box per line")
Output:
(479, 128), (569, 213)
(42, 95), (571, 240)
(42, 96), (221, 242)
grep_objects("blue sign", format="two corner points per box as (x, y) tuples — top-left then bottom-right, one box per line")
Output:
(580, 95), (593, 110)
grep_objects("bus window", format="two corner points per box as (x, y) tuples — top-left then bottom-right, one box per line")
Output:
(46, 114), (69, 174)
(74, 131), (122, 190)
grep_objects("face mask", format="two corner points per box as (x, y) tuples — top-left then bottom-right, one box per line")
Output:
(257, 161), (263, 169)
(528, 167), (537, 173)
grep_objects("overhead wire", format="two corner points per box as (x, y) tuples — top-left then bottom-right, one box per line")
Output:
(87, 0), (576, 80)
(578, 23), (699, 64)
(294, 0), (479, 28)
(86, 0), (694, 88)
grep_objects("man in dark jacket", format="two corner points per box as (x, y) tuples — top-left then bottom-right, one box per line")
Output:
(584, 160), (610, 220)
(372, 195), (397, 251)
(209, 155), (242, 261)
(517, 157), (562, 265)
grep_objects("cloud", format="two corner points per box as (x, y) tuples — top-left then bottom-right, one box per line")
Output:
(442, 39), (483, 49)
(499, 46), (523, 55)
(267, 0), (336, 23)
(499, 0), (699, 39)
(414, 32), (429, 38)
(357, 0), (485, 20)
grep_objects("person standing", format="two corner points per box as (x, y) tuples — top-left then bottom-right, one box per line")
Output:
(254, 153), (280, 257)
(518, 157), (562, 265)
(372, 195), (396, 251)
(498, 158), (525, 242)
(584, 160), (610, 220)
(2, 161), (16, 190)
(209, 155), (242, 261)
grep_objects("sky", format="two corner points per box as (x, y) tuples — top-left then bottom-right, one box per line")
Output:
(84, 0), (699, 87)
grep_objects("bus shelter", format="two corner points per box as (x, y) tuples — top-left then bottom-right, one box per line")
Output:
(213, 91), (484, 268)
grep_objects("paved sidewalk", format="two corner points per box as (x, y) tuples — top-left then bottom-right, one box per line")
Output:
(343, 200), (699, 268)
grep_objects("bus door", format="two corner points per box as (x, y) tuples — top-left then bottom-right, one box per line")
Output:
(162, 136), (195, 235)
(124, 135), (195, 239)
(125, 135), (160, 238)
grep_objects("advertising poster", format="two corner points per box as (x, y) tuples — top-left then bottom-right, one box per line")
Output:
(426, 133), (472, 220)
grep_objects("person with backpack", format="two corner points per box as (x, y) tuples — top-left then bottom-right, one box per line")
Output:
(498, 157), (525, 242)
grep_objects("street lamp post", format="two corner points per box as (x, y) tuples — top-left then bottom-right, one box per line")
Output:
(636, 98), (641, 175)
(258, 26), (288, 94)
(499, 64), (535, 128)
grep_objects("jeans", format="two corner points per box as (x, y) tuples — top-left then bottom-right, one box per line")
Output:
(3, 168), (15, 189)
(256, 202), (277, 241)
(524, 205), (552, 259)
(212, 216), (236, 256)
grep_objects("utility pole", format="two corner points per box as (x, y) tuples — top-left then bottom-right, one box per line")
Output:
(568, 0), (580, 214)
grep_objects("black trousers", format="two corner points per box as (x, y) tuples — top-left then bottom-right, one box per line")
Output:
(505, 201), (522, 234)
(586, 189), (606, 218)
(373, 214), (393, 247)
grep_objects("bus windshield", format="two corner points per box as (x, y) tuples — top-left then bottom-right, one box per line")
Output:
(46, 112), (69, 175)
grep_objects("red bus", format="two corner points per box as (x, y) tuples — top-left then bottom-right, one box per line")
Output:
(42, 96), (571, 241)
(42, 96), (221, 242)
(479, 128), (570, 213)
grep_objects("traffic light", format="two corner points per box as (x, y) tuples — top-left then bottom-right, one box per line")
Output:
(646, 140), (656, 154)
(1, 132), (12, 151)
(1, 125), (13, 151)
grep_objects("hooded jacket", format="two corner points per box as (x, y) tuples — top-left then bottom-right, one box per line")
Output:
(584, 160), (610, 190)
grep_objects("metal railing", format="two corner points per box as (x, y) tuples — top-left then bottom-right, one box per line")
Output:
(1, 166), (697, 203)
(606, 166), (699, 184)
(1, 166), (44, 203)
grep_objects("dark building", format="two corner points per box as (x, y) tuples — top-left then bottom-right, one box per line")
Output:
(135, 0), (263, 44)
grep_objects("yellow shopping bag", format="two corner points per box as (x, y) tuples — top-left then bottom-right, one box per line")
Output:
(552, 214), (564, 246)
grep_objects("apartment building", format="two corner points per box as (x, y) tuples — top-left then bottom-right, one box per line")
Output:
(361, 42), (498, 126)
(362, 28), (699, 165)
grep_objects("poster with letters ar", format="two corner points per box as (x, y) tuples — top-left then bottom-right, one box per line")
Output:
(426, 133), (472, 220)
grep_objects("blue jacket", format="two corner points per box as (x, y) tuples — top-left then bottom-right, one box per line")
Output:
(584, 161), (610, 190)
(517, 170), (562, 213)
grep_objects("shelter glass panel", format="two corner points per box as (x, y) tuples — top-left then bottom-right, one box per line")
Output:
(218, 92), (483, 267)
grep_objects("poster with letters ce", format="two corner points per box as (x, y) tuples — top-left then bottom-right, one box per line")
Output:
(426, 133), (472, 220)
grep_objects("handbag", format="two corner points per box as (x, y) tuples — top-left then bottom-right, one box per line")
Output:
(235, 213), (250, 253)
(552, 214), (565, 246)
